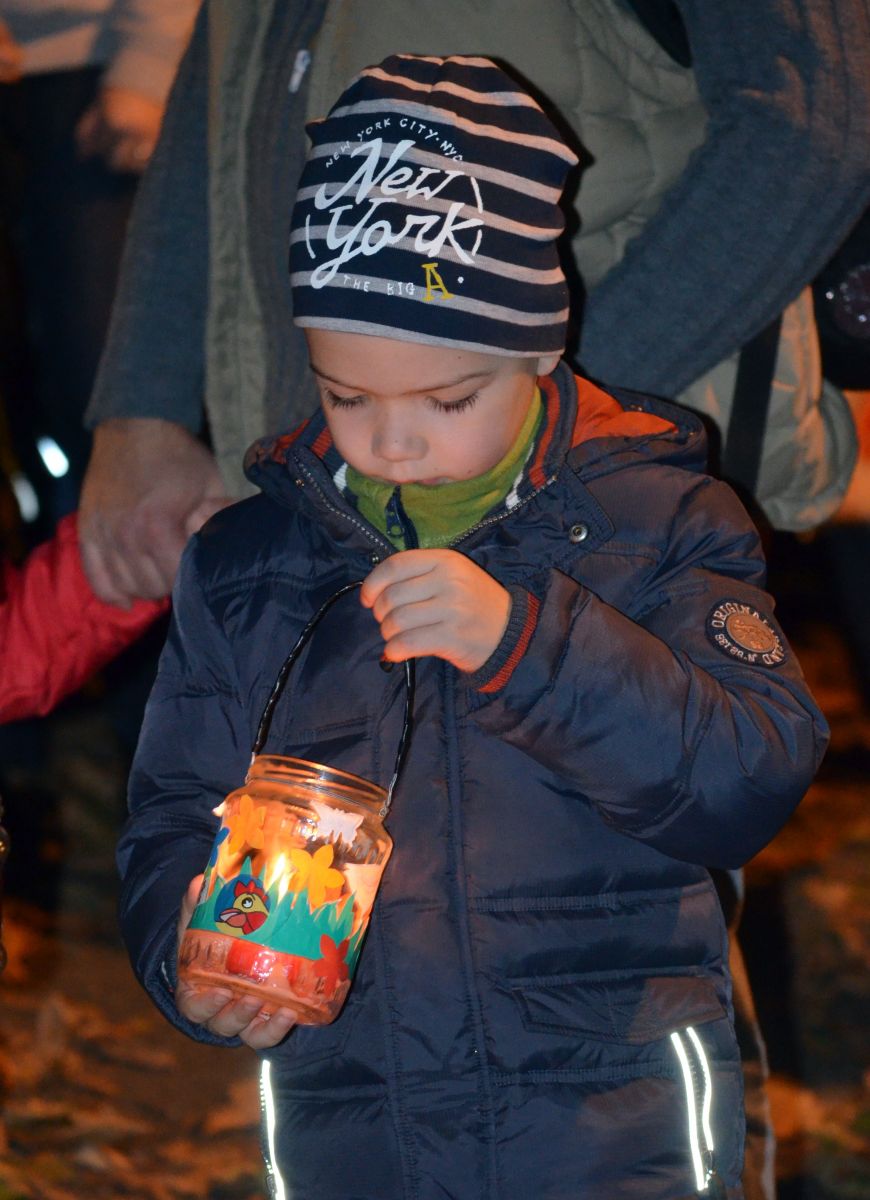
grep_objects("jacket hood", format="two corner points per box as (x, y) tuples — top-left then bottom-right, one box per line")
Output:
(243, 361), (710, 509)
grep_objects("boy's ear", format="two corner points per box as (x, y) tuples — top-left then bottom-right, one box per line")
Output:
(535, 352), (561, 377)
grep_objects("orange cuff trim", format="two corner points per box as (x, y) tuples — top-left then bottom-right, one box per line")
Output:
(478, 592), (540, 695)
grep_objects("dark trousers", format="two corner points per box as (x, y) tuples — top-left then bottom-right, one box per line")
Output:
(0, 65), (136, 538)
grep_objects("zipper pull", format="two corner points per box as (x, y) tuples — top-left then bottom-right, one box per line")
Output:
(703, 1166), (727, 1200)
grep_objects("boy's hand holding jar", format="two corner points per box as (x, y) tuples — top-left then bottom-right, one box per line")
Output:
(176, 876), (297, 1049)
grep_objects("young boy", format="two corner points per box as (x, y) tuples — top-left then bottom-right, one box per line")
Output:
(117, 56), (827, 1200)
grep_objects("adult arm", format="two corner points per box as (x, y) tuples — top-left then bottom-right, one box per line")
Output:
(84, 1), (208, 432)
(578, 0), (870, 396)
(0, 514), (166, 723)
(80, 5), (232, 606)
(76, 0), (199, 175)
(472, 477), (829, 869)
(102, 0), (200, 105)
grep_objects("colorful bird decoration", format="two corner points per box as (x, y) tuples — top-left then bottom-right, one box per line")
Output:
(214, 876), (271, 937)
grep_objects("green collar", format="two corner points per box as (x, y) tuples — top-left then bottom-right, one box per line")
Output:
(345, 389), (543, 549)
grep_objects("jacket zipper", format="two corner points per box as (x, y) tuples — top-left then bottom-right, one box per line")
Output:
(447, 474), (558, 548)
(296, 460), (393, 556)
(670, 1026), (725, 1196)
(259, 1058), (287, 1200)
(298, 456), (562, 558)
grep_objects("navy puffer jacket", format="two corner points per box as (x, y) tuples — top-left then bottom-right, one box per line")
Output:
(118, 364), (827, 1200)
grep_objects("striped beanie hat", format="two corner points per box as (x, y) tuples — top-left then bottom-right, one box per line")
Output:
(289, 54), (578, 357)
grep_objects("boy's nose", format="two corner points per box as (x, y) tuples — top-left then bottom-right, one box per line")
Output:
(371, 420), (426, 463)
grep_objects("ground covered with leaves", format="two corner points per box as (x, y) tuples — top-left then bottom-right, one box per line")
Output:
(0, 535), (867, 1199)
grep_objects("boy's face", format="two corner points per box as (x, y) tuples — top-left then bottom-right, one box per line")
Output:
(306, 329), (559, 486)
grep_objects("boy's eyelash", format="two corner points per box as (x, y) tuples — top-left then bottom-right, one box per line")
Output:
(324, 389), (365, 410)
(324, 389), (480, 413)
(428, 391), (479, 413)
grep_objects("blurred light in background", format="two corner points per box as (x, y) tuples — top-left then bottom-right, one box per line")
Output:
(10, 472), (39, 522)
(36, 437), (70, 479)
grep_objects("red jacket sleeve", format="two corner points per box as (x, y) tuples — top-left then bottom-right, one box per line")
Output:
(0, 513), (169, 723)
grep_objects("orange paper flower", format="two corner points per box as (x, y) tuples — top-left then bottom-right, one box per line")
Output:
(288, 844), (344, 908)
(314, 935), (350, 994)
(226, 793), (267, 855)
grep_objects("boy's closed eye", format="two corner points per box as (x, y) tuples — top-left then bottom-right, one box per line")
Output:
(322, 387), (480, 414)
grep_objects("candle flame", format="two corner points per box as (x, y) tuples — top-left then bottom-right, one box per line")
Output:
(264, 852), (295, 903)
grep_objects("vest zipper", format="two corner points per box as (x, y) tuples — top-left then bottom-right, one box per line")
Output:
(259, 1057), (288, 1200)
(670, 1026), (725, 1196)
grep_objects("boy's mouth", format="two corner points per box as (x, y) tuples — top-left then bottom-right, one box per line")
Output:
(375, 474), (451, 487)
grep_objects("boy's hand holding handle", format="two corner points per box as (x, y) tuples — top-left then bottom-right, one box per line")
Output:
(175, 876), (297, 1050)
(362, 549), (511, 672)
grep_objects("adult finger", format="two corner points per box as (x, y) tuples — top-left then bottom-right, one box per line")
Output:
(74, 105), (107, 158)
(102, 537), (170, 601)
(79, 530), (134, 608)
(108, 133), (155, 175)
(184, 495), (235, 538)
(80, 505), (170, 602)
(111, 511), (186, 597)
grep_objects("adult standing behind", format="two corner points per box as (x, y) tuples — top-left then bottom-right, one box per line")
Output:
(0, 0), (197, 531)
(79, 0), (870, 607)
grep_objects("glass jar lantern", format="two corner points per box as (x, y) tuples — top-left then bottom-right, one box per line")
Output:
(177, 583), (413, 1025)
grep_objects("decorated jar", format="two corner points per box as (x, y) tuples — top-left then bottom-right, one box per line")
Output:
(178, 755), (393, 1024)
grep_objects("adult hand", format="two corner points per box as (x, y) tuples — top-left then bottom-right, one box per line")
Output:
(361, 549), (511, 672)
(0, 19), (23, 83)
(175, 877), (297, 1050)
(79, 418), (234, 607)
(75, 85), (163, 174)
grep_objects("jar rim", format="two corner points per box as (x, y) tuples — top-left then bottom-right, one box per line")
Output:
(245, 754), (387, 808)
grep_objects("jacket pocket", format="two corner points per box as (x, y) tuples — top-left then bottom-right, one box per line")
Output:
(507, 970), (735, 1196)
(510, 967), (725, 1044)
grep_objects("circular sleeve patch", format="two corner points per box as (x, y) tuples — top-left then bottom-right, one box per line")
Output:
(706, 600), (787, 667)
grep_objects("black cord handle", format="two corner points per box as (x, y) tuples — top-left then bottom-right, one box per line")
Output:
(251, 581), (415, 819)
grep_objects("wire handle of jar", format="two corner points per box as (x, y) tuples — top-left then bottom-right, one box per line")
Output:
(251, 580), (415, 819)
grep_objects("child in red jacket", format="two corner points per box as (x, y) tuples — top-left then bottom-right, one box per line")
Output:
(0, 511), (166, 723)
(0, 509), (166, 970)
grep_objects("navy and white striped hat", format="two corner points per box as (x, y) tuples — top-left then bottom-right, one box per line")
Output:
(289, 54), (578, 357)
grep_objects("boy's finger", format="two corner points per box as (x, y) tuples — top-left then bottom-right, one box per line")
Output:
(178, 875), (204, 934)
(382, 622), (449, 664)
(371, 575), (440, 625)
(378, 599), (443, 644)
(361, 550), (438, 608)
(176, 981), (237, 1025)
(240, 1007), (298, 1050)
(203, 994), (264, 1037)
